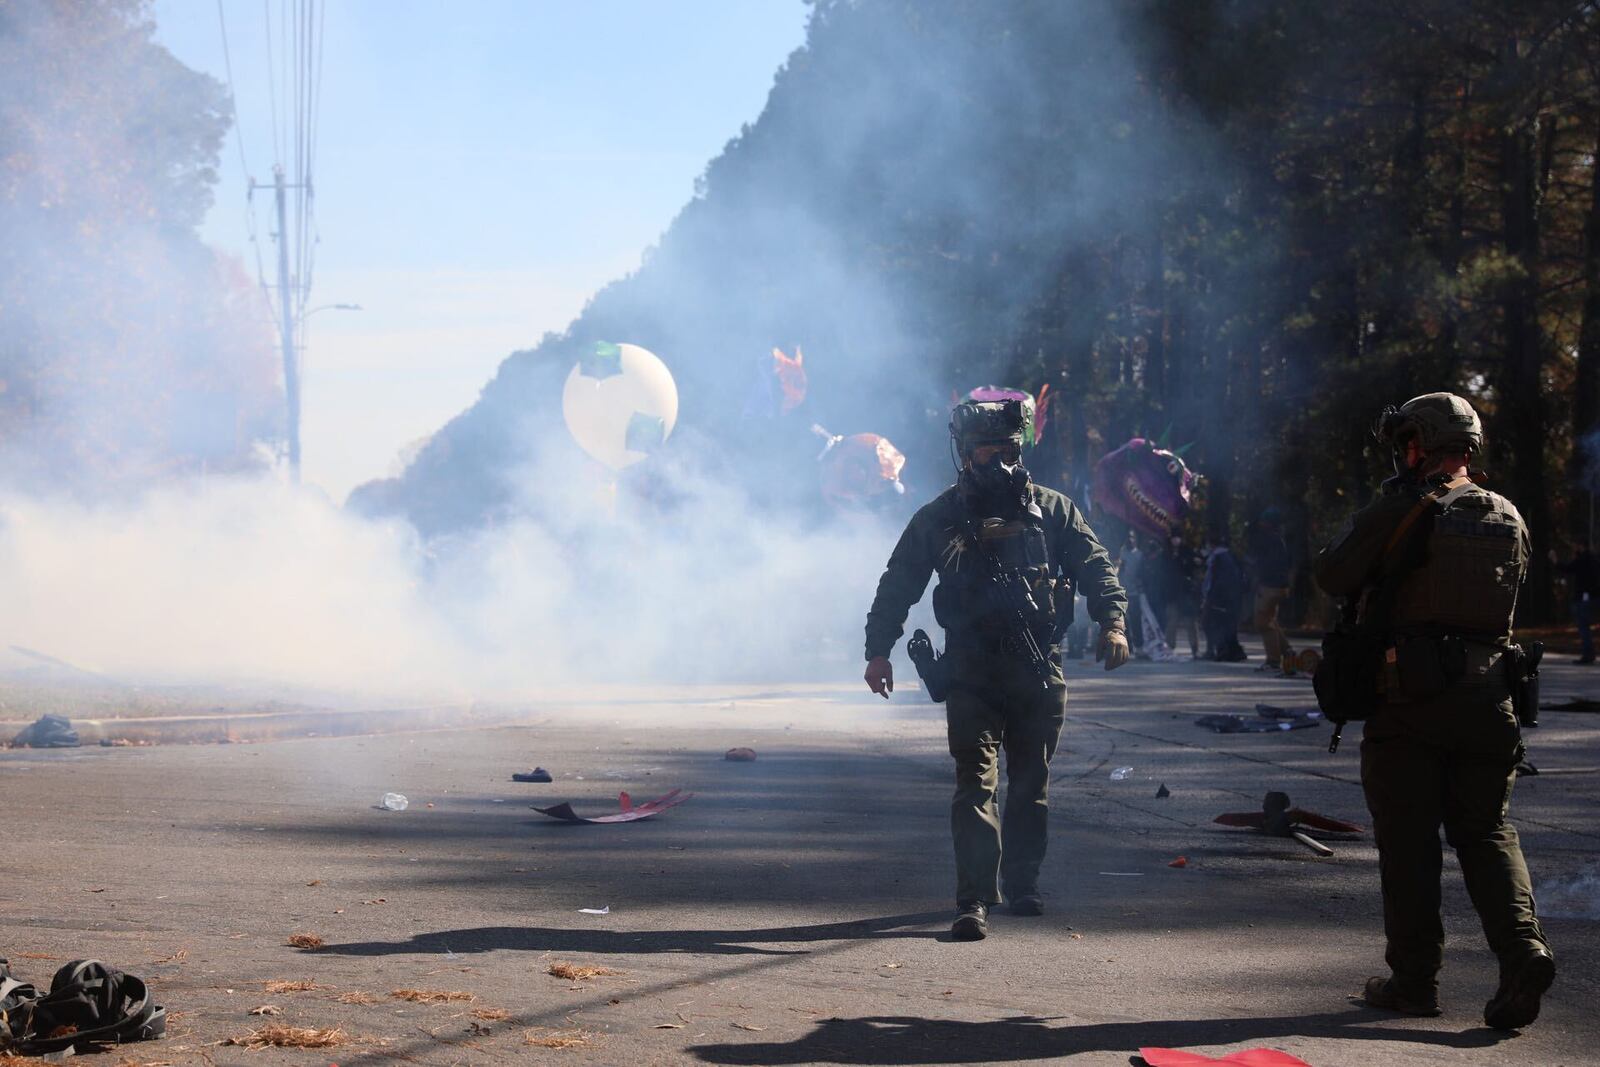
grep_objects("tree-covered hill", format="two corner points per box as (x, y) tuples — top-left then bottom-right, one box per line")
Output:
(352, 0), (1600, 622)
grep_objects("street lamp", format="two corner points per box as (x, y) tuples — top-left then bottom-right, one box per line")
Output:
(287, 302), (362, 483)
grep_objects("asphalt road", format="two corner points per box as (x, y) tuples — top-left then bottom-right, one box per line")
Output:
(3, 648), (1597, 1066)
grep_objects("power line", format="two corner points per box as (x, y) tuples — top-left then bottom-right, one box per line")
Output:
(214, 0), (251, 177)
(261, 0), (281, 169)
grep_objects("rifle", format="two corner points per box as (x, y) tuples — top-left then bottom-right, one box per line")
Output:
(966, 519), (1053, 690)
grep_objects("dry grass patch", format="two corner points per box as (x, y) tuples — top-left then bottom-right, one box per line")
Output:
(469, 1007), (511, 1022)
(263, 979), (322, 994)
(523, 1027), (595, 1049)
(286, 932), (325, 950)
(390, 988), (474, 1004)
(223, 1023), (349, 1049)
(333, 990), (381, 1005)
(547, 961), (622, 981)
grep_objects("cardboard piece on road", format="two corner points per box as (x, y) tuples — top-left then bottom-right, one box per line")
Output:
(533, 788), (693, 824)
(1139, 1048), (1312, 1067)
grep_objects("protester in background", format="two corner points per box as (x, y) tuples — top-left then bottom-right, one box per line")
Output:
(1119, 531), (1146, 656)
(1158, 534), (1202, 660)
(1557, 543), (1598, 665)
(1247, 506), (1295, 672)
(1202, 532), (1247, 661)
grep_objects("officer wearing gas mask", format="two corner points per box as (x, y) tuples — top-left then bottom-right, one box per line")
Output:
(1314, 392), (1553, 1029)
(863, 399), (1128, 941)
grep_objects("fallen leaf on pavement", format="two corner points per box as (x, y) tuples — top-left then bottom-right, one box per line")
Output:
(247, 1005), (282, 1017)
(652, 1023), (685, 1029)
(731, 1023), (766, 1032)
(286, 933), (325, 950)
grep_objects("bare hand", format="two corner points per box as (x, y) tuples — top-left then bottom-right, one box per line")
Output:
(1097, 626), (1130, 672)
(864, 656), (894, 699)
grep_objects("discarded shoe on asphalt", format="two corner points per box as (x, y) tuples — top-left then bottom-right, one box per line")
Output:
(1362, 975), (1441, 1017)
(951, 901), (988, 941)
(512, 768), (553, 783)
(1008, 894), (1043, 916)
(1485, 948), (1555, 1030)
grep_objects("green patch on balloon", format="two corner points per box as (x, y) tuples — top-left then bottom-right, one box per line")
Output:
(579, 341), (624, 380)
(625, 411), (668, 454)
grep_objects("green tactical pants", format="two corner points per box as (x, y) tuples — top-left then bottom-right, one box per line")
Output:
(1360, 684), (1548, 992)
(943, 646), (1067, 905)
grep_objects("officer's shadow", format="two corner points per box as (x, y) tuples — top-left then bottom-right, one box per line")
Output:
(316, 911), (948, 958)
(687, 1009), (1515, 1064)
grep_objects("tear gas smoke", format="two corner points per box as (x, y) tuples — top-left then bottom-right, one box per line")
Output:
(0, 464), (904, 695)
(1537, 864), (1600, 921)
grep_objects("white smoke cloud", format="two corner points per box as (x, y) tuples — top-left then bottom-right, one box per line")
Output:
(0, 462), (905, 698)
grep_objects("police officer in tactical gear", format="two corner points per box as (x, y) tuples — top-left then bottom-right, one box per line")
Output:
(863, 399), (1129, 941)
(1314, 392), (1554, 1029)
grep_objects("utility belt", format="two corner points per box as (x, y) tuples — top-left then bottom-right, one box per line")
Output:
(947, 623), (1057, 661)
(1316, 629), (1541, 724)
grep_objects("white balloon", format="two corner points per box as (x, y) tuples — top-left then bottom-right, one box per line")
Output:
(561, 343), (680, 470)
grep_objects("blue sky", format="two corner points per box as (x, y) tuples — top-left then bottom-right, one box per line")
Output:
(151, 0), (808, 498)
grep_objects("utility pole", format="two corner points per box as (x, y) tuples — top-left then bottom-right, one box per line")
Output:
(272, 165), (302, 483)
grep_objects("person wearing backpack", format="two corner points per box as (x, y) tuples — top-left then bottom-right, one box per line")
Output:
(1313, 392), (1552, 1030)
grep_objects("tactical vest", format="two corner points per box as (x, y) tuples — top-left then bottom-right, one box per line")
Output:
(931, 509), (1060, 641)
(1388, 485), (1525, 641)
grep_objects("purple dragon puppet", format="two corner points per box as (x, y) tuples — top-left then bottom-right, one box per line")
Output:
(1092, 436), (1199, 538)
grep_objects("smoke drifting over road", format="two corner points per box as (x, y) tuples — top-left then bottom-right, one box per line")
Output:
(2, 1), (1224, 695)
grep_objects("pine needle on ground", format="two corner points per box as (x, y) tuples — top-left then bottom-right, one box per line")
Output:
(469, 1007), (511, 1021)
(264, 979), (323, 993)
(390, 988), (475, 1003)
(547, 961), (622, 981)
(223, 1024), (349, 1049)
(523, 1027), (595, 1049)
(334, 990), (381, 1005)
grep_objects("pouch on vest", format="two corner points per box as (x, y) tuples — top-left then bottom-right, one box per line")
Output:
(1393, 634), (1467, 701)
(1314, 628), (1383, 723)
(1510, 641), (1543, 728)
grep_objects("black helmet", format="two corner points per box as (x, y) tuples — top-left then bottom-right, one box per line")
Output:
(949, 399), (1025, 459)
(1373, 392), (1483, 457)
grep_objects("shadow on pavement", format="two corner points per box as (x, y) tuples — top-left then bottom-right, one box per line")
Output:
(317, 911), (947, 958)
(687, 1010), (1513, 1064)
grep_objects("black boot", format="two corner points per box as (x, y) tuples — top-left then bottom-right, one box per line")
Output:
(1485, 948), (1555, 1030)
(1007, 893), (1043, 916)
(951, 901), (989, 941)
(1362, 976), (1440, 1017)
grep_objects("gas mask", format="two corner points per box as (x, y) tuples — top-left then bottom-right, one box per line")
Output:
(969, 452), (1029, 497)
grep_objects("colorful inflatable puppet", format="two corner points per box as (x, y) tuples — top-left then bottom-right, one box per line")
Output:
(1092, 436), (1198, 539)
(741, 346), (808, 419)
(813, 426), (906, 509)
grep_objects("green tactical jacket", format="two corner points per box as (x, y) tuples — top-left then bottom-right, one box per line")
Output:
(1313, 475), (1529, 640)
(863, 482), (1126, 661)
